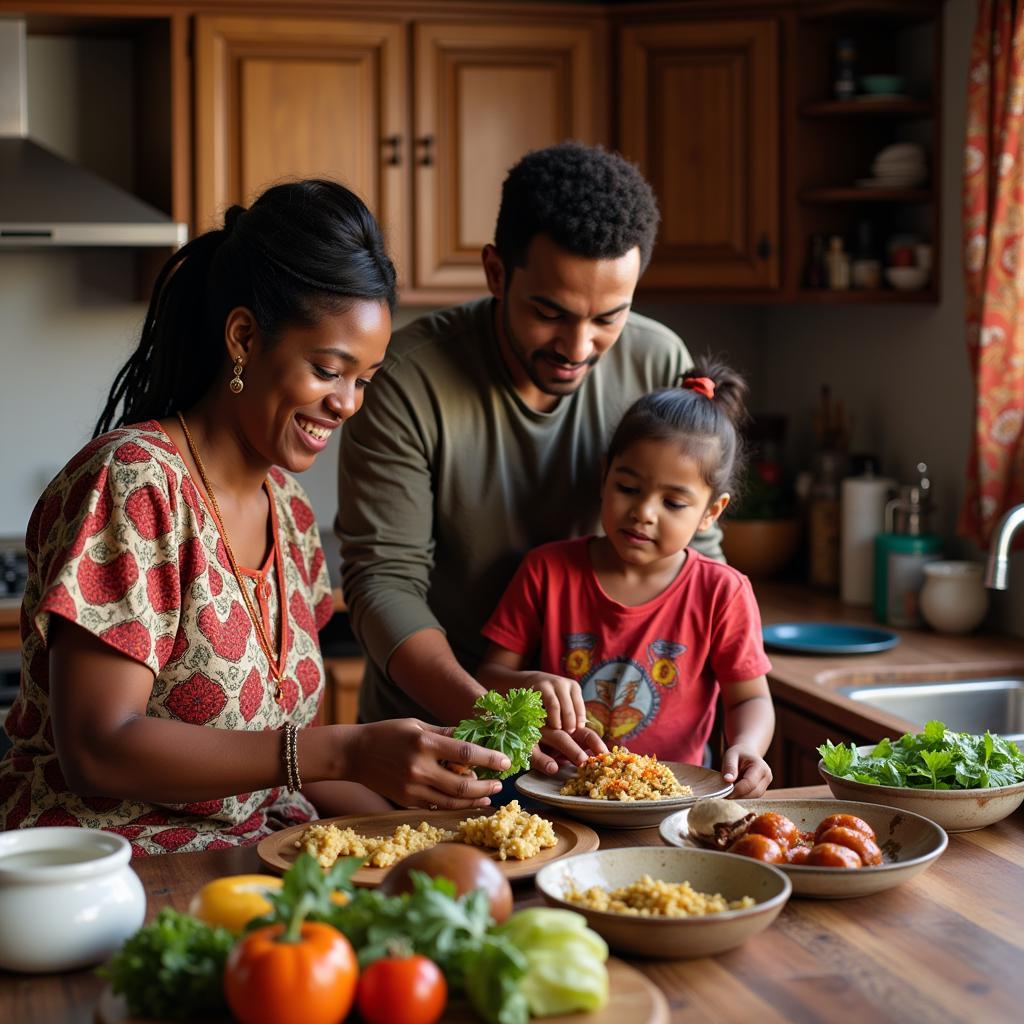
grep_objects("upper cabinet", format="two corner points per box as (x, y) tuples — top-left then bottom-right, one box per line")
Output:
(193, 12), (605, 298)
(412, 20), (605, 293)
(618, 18), (780, 292)
(194, 15), (409, 279)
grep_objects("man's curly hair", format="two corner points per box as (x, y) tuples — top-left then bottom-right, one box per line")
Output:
(494, 141), (660, 277)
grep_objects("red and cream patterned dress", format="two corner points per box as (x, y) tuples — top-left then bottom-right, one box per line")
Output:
(0, 421), (335, 855)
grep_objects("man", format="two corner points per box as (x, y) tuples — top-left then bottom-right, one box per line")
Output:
(337, 142), (722, 768)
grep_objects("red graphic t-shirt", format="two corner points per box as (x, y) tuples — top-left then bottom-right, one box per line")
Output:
(482, 537), (772, 765)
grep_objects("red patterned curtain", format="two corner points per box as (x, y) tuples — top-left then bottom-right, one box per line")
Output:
(962, 0), (1024, 545)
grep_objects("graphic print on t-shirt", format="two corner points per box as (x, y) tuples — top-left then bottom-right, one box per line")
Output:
(563, 633), (687, 743)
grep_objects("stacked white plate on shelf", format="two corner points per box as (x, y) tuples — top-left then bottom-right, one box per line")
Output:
(855, 142), (927, 189)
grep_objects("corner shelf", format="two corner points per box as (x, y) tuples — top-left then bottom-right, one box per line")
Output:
(801, 99), (933, 118)
(800, 187), (933, 204)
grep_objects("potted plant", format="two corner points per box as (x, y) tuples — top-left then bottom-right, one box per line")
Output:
(721, 418), (801, 579)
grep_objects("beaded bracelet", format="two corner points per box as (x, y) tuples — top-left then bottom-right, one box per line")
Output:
(283, 724), (302, 793)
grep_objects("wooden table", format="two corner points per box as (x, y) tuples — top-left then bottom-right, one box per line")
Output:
(2, 786), (1022, 1024)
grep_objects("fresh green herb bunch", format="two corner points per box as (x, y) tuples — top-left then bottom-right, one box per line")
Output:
(818, 720), (1024, 790)
(98, 908), (234, 1021)
(453, 688), (546, 779)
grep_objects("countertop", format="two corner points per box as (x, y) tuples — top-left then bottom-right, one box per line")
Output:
(752, 581), (1024, 739)
(2, 785), (1021, 1024)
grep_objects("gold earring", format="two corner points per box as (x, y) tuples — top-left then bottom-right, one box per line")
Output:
(229, 357), (245, 394)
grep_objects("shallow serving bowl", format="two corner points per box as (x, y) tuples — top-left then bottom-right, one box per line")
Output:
(819, 747), (1024, 832)
(659, 797), (948, 899)
(0, 827), (145, 973)
(535, 846), (790, 958)
(515, 763), (732, 829)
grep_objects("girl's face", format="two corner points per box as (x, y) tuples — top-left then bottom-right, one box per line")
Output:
(600, 438), (729, 569)
(235, 300), (391, 473)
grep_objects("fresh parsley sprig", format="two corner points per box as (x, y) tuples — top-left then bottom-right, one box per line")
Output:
(818, 720), (1024, 790)
(453, 688), (546, 779)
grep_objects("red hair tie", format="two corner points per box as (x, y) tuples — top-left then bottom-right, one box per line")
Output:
(683, 376), (716, 400)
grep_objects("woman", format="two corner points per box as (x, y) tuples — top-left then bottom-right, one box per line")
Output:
(0, 180), (510, 855)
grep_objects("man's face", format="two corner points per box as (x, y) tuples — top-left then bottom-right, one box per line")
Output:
(483, 234), (641, 411)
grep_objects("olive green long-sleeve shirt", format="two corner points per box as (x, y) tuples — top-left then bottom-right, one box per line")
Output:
(337, 298), (723, 724)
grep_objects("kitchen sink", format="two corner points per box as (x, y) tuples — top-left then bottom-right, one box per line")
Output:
(838, 677), (1024, 744)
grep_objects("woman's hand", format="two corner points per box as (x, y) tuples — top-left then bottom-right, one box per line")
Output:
(721, 745), (772, 799)
(343, 719), (511, 810)
(530, 725), (607, 775)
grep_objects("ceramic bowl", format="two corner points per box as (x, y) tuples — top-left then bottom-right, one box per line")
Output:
(885, 266), (929, 291)
(515, 763), (732, 829)
(819, 748), (1024, 832)
(860, 74), (906, 95)
(535, 846), (790, 958)
(659, 798), (948, 899)
(0, 827), (145, 973)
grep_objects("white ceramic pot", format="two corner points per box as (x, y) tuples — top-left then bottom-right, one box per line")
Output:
(0, 827), (145, 973)
(919, 560), (989, 634)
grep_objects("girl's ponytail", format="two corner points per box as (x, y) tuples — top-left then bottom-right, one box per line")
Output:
(607, 356), (750, 500)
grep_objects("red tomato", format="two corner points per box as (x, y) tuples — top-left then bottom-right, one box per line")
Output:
(357, 953), (447, 1024)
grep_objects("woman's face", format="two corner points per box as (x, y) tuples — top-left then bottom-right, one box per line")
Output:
(236, 300), (391, 473)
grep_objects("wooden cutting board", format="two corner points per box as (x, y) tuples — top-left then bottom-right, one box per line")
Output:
(95, 956), (669, 1024)
(255, 806), (599, 884)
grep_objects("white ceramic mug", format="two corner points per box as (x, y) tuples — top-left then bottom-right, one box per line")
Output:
(919, 560), (988, 634)
(0, 827), (145, 973)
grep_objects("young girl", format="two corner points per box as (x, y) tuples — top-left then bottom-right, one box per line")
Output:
(477, 362), (774, 798)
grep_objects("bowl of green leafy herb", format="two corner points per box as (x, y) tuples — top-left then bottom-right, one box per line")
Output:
(818, 721), (1024, 832)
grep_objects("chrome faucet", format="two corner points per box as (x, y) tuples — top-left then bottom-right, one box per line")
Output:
(984, 503), (1024, 589)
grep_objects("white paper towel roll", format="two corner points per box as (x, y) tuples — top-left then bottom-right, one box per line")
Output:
(841, 476), (895, 605)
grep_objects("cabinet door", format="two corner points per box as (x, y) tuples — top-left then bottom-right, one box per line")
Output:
(412, 20), (605, 294)
(195, 16), (408, 282)
(619, 19), (779, 291)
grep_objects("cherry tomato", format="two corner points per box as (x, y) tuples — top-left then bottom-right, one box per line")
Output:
(817, 825), (882, 866)
(357, 953), (447, 1024)
(729, 833), (786, 863)
(814, 814), (876, 844)
(807, 842), (862, 869)
(747, 812), (801, 850)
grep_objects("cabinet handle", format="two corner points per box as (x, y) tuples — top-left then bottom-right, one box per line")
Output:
(417, 134), (435, 167)
(757, 234), (773, 260)
(383, 135), (401, 167)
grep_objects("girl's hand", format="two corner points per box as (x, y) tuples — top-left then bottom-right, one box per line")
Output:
(346, 719), (510, 810)
(721, 745), (773, 799)
(520, 671), (588, 733)
(531, 726), (608, 775)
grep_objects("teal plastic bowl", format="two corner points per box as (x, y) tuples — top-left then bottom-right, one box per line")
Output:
(860, 74), (906, 95)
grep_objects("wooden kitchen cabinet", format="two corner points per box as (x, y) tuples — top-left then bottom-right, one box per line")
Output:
(617, 17), (780, 291)
(194, 15), (410, 279)
(194, 11), (604, 298)
(321, 655), (364, 726)
(411, 19), (606, 293)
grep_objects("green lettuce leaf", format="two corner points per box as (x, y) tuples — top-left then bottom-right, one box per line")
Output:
(453, 688), (546, 779)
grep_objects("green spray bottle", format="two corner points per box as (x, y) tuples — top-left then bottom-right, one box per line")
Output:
(874, 463), (943, 627)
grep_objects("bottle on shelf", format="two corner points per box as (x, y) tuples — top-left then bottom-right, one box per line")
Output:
(834, 37), (857, 101)
(825, 236), (851, 290)
(803, 234), (827, 289)
(851, 221), (881, 290)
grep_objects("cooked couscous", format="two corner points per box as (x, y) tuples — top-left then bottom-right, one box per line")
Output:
(298, 820), (456, 869)
(560, 746), (692, 801)
(563, 874), (754, 917)
(297, 800), (556, 868)
(458, 799), (557, 860)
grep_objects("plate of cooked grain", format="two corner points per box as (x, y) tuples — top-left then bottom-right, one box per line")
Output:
(256, 799), (599, 884)
(515, 748), (732, 828)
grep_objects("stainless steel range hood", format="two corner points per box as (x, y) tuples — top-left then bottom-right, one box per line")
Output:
(0, 20), (186, 248)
